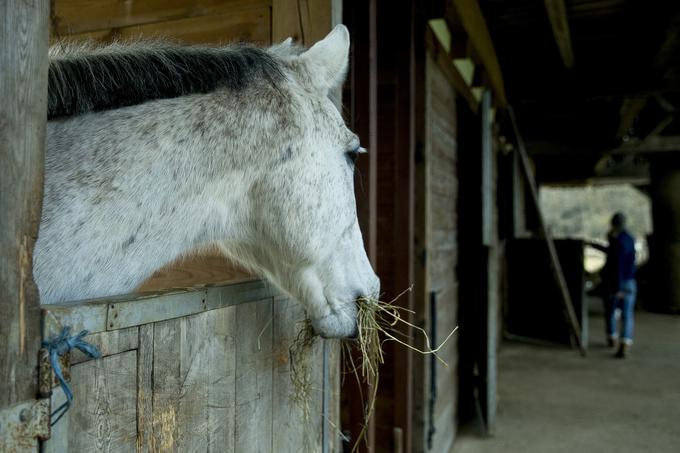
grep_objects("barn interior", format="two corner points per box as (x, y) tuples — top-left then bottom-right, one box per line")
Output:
(1, 0), (679, 452)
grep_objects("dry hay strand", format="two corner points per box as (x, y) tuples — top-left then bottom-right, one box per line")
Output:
(289, 318), (317, 422)
(343, 286), (458, 452)
(288, 286), (458, 453)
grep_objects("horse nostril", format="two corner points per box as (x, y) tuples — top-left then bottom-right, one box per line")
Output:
(354, 291), (367, 303)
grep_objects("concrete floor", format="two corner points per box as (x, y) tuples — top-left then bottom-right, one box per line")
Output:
(454, 309), (680, 453)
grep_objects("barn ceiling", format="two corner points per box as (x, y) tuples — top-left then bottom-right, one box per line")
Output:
(476, 0), (680, 184)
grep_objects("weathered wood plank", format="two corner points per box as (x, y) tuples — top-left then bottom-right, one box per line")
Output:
(326, 338), (342, 452)
(42, 280), (280, 336)
(271, 297), (323, 452)
(43, 351), (139, 453)
(543, 0), (575, 68)
(70, 326), (139, 365)
(425, 20), (478, 113)
(417, 53), (460, 453)
(152, 308), (237, 453)
(137, 324), (154, 453)
(234, 298), (274, 452)
(0, 0), (49, 421)
(205, 307), (238, 453)
(43, 292), (138, 337)
(108, 290), (207, 330)
(62, 7), (271, 45)
(451, 0), (507, 106)
(151, 316), (183, 452)
(52, 0), (271, 35)
(272, 0), (335, 45)
(205, 279), (281, 311)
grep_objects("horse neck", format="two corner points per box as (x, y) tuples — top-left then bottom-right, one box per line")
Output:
(40, 100), (254, 302)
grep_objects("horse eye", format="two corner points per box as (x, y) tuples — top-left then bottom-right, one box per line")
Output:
(345, 145), (365, 166)
(346, 150), (359, 166)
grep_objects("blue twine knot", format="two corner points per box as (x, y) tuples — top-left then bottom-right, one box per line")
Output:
(43, 326), (101, 425)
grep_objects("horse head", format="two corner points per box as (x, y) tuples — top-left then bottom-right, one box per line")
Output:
(219, 26), (379, 338)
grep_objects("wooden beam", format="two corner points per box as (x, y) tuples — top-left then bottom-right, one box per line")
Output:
(611, 135), (680, 154)
(0, 0), (49, 426)
(342, 0), (377, 450)
(272, 0), (340, 45)
(507, 108), (586, 356)
(543, 0), (574, 68)
(425, 21), (478, 113)
(450, 0), (507, 107)
(617, 97), (648, 138)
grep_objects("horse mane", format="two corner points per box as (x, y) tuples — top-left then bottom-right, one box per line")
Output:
(48, 40), (284, 119)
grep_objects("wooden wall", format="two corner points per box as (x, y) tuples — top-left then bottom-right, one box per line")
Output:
(413, 52), (458, 452)
(51, 0), (272, 44)
(0, 1), (49, 449)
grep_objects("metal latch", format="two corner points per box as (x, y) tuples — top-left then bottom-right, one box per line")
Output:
(0, 399), (50, 451)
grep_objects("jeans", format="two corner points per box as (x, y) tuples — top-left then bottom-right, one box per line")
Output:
(605, 279), (637, 345)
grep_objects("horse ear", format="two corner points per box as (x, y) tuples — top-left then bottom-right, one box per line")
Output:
(269, 36), (295, 56)
(300, 24), (350, 90)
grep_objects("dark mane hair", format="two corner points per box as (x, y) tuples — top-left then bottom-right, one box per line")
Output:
(48, 40), (284, 119)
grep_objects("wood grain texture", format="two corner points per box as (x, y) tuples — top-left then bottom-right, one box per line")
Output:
(417, 53), (460, 453)
(52, 0), (271, 35)
(451, 0), (507, 106)
(0, 0), (49, 413)
(43, 351), (139, 453)
(425, 22), (479, 114)
(272, 0), (334, 45)
(61, 6), (271, 45)
(42, 291), (331, 451)
(69, 326), (139, 365)
(234, 298), (273, 452)
(271, 297), (323, 452)
(152, 308), (237, 452)
(137, 324), (154, 453)
(326, 339), (342, 452)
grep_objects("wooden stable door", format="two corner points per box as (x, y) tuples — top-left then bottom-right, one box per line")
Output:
(41, 282), (339, 452)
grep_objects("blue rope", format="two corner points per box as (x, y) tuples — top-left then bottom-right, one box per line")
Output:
(42, 326), (101, 426)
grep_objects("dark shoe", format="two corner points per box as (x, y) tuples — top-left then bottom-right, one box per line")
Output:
(615, 344), (628, 358)
(607, 338), (615, 348)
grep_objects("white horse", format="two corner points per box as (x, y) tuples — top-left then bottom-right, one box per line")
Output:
(35, 25), (378, 338)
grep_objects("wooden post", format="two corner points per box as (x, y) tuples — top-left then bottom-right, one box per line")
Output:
(543, 0), (574, 68)
(0, 0), (49, 447)
(342, 0), (378, 451)
(374, 0), (416, 449)
(507, 108), (586, 355)
(480, 90), (498, 434)
(649, 156), (680, 313)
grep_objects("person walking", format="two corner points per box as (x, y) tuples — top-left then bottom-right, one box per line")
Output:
(600, 212), (637, 358)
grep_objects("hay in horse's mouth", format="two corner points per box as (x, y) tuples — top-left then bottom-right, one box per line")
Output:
(289, 318), (317, 423)
(290, 287), (458, 453)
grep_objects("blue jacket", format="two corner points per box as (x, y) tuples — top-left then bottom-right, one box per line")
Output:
(602, 230), (636, 293)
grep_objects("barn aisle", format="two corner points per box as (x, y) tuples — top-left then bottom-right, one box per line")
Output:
(453, 309), (680, 453)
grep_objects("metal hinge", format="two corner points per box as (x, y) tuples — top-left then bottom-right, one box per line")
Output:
(0, 398), (51, 451)
(39, 347), (69, 398)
